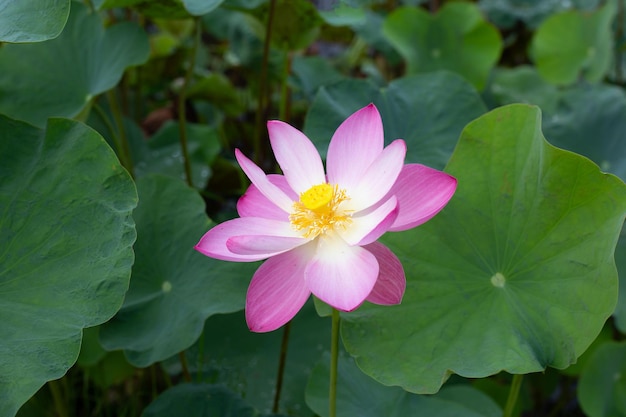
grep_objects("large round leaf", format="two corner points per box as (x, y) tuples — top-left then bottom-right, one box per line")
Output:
(0, 2), (149, 127)
(0, 116), (137, 416)
(536, 83), (626, 332)
(382, 3), (502, 90)
(306, 355), (501, 417)
(0, 0), (70, 42)
(530, 1), (615, 86)
(578, 341), (626, 417)
(304, 72), (487, 170)
(340, 104), (626, 394)
(99, 175), (254, 366)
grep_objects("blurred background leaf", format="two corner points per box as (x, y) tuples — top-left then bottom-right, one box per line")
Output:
(305, 72), (487, 170)
(530, 0), (616, 85)
(383, 2), (503, 90)
(0, 2), (149, 127)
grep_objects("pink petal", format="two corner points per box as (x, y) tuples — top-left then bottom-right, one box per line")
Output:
(346, 139), (406, 211)
(195, 217), (297, 262)
(268, 121), (326, 194)
(305, 237), (379, 311)
(246, 245), (315, 332)
(235, 149), (294, 213)
(237, 175), (296, 221)
(326, 104), (385, 191)
(387, 164), (457, 231)
(227, 235), (307, 256)
(338, 196), (398, 246)
(364, 242), (405, 305)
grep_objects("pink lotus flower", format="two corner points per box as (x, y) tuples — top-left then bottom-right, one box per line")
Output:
(195, 104), (457, 332)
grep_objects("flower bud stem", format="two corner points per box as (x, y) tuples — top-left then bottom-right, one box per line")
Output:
(329, 308), (340, 417)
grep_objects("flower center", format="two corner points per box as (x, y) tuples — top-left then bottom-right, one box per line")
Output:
(300, 183), (333, 211)
(289, 183), (351, 238)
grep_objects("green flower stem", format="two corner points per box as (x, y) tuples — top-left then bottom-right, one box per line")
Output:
(84, 0), (94, 12)
(150, 364), (158, 400)
(329, 308), (340, 417)
(196, 330), (205, 383)
(616, 0), (624, 83)
(272, 320), (292, 413)
(179, 351), (192, 383)
(94, 100), (133, 177)
(177, 17), (201, 188)
(503, 373), (523, 417)
(105, 89), (134, 176)
(48, 379), (68, 417)
(278, 48), (291, 122)
(253, 0), (277, 164)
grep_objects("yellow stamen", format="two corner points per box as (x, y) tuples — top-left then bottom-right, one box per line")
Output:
(300, 183), (333, 211)
(290, 183), (351, 238)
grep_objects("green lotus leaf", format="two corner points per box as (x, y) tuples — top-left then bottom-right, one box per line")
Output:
(539, 84), (626, 334)
(134, 121), (221, 189)
(306, 355), (501, 417)
(543, 83), (626, 182)
(182, 301), (329, 416)
(318, 1), (366, 26)
(95, 0), (188, 18)
(142, 384), (257, 417)
(530, 0), (616, 85)
(99, 175), (254, 367)
(0, 0), (70, 42)
(289, 56), (345, 100)
(615, 230), (626, 333)
(487, 66), (560, 113)
(480, 0), (601, 28)
(76, 326), (108, 367)
(304, 72), (487, 170)
(0, 116), (137, 416)
(96, 0), (223, 16)
(0, 2), (149, 127)
(341, 104), (626, 394)
(578, 341), (626, 417)
(182, 0), (224, 15)
(382, 2), (502, 90)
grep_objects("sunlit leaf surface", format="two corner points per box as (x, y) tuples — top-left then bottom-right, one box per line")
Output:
(341, 104), (626, 393)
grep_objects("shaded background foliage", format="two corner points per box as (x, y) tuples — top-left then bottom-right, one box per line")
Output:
(1, 0), (626, 416)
